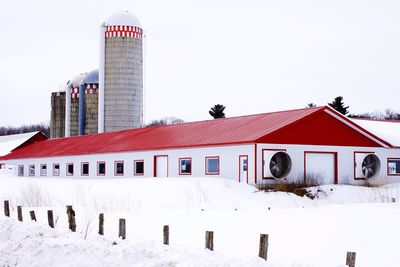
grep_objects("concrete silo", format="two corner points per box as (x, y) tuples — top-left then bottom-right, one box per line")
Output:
(50, 73), (86, 138)
(50, 91), (66, 139)
(98, 11), (144, 133)
(82, 70), (99, 135)
(67, 73), (86, 136)
(51, 72), (99, 138)
(50, 11), (144, 139)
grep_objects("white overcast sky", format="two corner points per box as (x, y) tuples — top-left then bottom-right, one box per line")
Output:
(0, 0), (400, 126)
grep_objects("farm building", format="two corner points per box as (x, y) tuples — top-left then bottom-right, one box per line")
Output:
(0, 132), (47, 170)
(1, 106), (400, 186)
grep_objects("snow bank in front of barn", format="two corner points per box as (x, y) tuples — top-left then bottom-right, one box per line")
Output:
(2, 173), (400, 266)
(0, 175), (317, 212)
(0, 217), (278, 267)
(0, 175), (400, 212)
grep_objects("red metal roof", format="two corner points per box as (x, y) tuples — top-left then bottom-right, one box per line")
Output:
(0, 106), (390, 160)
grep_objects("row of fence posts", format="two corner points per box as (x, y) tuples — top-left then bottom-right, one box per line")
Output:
(3, 200), (357, 266)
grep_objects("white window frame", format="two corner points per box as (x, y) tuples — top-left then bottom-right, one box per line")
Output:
(81, 162), (89, 176)
(114, 161), (124, 176)
(179, 158), (192, 175)
(18, 165), (24, 176)
(53, 163), (60, 176)
(66, 163), (74, 176)
(97, 161), (106, 176)
(388, 158), (400, 176)
(134, 160), (144, 176)
(40, 164), (47, 176)
(29, 164), (35, 176)
(205, 156), (220, 175)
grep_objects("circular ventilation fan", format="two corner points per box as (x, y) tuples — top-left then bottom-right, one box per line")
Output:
(269, 152), (292, 179)
(362, 154), (380, 178)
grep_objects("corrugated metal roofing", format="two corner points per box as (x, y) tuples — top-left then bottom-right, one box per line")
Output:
(1, 106), (389, 160)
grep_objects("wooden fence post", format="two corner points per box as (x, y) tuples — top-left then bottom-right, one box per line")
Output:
(205, 231), (214, 251)
(4, 200), (10, 217)
(17, 206), (23, 221)
(163, 225), (169, 245)
(66, 205), (76, 232)
(259, 234), (269, 260)
(29, 210), (36, 222)
(98, 213), (104, 235)
(346, 251), (356, 267)
(47, 210), (54, 228)
(119, 218), (126, 240)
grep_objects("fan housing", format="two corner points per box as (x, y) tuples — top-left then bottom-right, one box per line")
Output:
(269, 152), (292, 179)
(361, 154), (380, 179)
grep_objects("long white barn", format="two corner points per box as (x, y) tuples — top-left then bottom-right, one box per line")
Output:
(1, 106), (399, 186)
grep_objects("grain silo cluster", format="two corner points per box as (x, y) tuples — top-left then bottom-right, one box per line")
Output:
(50, 11), (143, 138)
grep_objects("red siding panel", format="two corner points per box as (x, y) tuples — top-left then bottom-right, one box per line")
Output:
(257, 110), (383, 147)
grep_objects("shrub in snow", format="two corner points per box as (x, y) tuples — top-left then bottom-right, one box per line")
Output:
(19, 182), (52, 207)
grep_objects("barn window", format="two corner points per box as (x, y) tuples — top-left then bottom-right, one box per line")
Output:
(97, 162), (106, 176)
(53, 163), (60, 176)
(179, 158), (192, 175)
(115, 161), (124, 176)
(29, 164), (35, 176)
(18, 165), (24, 176)
(134, 160), (144, 175)
(243, 159), (248, 171)
(40, 164), (47, 176)
(81, 162), (89, 176)
(67, 163), (74, 176)
(388, 159), (400, 175)
(206, 156), (220, 175)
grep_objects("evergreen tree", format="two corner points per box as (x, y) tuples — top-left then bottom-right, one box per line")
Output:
(209, 104), (226, 119)
(328, 96), (349, 116)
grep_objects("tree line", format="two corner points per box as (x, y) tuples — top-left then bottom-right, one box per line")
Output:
(0, 123), (50, 138)
(308, 96), (400, 120)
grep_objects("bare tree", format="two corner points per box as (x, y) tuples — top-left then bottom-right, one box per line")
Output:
(350, 109), (400, 121)
(0, 123), (50, 137)
(146, 117), (184, 127)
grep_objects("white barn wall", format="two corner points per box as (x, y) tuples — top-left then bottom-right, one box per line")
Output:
(6, 144), (255, 183)
(256, 143), (400, 186)
(5, 142), (400, 186)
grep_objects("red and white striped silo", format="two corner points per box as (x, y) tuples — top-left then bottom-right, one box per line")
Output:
(98, 11), (144, 133)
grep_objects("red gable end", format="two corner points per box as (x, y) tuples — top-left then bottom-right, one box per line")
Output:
(257, 109), (386, 147)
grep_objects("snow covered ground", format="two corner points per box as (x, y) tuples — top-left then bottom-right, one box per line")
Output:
(1, 170), (400, 266)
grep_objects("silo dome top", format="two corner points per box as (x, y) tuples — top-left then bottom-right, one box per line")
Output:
(83, 69), (99, 84)
(105, 11), (141, 28)
(67, 73), (87, 88)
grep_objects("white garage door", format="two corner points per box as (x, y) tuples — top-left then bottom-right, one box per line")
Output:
(305, 152), (337, 184)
